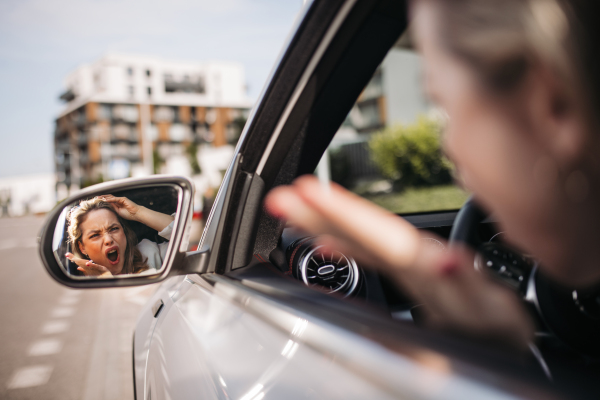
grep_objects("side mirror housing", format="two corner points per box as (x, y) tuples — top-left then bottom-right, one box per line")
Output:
(38, 176), (208, 288)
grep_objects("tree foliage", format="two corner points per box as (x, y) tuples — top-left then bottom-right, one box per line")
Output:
(185, 143), (202, 175)
(369, 116), (453, 188)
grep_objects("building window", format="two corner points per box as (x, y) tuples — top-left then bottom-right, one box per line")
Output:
(147, 87), (152, 97)
(93, 72), (102, 90)
(98, 103), (113, 120)
(127, 67), (134, 76)
(128, 86), (135, 97)
(163, 74), (205, 94)
(146, 69), (151, 77)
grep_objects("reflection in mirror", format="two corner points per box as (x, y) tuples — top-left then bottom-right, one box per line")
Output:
(52, 185), (179, 279)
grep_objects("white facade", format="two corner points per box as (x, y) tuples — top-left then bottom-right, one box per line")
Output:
(59, 53), (253, 116)
(332, 47), (431, 148)
(381, 48), (431, 126)
(0, 174), (56, 216)
(55, 53), (251, 212)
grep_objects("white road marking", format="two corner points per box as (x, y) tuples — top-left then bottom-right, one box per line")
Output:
(28, 339), (63, 356)
(0, 238), (37, 250)
(0, 239), (18, 250)
(59, 296), (79, 306)
(0, 219), (44, 228)
(41, 320), (70, 334)
(51, 306), (75, 318)
(124, 286), (153, 306)
(7, 365), (53, 389)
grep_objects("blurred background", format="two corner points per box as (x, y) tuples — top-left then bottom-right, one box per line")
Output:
(0, 0), (303, 223)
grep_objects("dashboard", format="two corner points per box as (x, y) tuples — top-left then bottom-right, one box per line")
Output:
(267, 211), (600, 391)
(276, 211), (502, 313)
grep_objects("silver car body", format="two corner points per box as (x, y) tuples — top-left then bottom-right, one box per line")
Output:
(135, 273), (520, 400)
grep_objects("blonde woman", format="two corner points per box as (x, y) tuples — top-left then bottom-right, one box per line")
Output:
(266, 0), (600, 348)
(65, 195), (174, 277)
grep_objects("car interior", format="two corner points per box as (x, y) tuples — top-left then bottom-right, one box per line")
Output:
(197, 0), (600, 397)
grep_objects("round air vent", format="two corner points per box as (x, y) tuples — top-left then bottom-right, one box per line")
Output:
(297, 245), (360, 296)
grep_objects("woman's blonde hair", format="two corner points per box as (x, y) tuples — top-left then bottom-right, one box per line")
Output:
(67, 197), (148, 274)
(422, 0), (599, 126)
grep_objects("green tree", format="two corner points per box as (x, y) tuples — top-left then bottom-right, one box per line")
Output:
(186, 143), (202, 175)
(369, 116), (453, 189)
(153, 148), (163, 175)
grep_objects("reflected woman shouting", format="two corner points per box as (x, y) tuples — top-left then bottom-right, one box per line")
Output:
(65, 195), (175, 277)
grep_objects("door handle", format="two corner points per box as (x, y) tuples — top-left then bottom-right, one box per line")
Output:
(152, 299), (164, 318)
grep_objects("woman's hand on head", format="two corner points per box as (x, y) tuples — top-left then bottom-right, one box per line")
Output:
(98, 194), (174, 232)
(97, 195), (140, 221)
(264, 175), (534, 350)
(65, 252), (113, 278)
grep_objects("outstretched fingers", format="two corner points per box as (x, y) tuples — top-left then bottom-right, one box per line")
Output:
(65, 252), (112, 277)
(65, 252), (86, 267)
(265, 176), (422, 271)
(77, 261), (111, 277)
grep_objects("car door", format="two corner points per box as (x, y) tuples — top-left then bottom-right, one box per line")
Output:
(144, 267), (561, 399)
(144, 274), (406, 400)
(133, 275), (187, 400)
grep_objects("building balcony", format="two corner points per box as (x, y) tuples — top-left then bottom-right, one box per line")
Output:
(55, 141), (71, 152)
(164, 78), (205, 94)
(112, 105), (139, 123)
(111, 124), (138, 142)
(59, 89), (75, 102)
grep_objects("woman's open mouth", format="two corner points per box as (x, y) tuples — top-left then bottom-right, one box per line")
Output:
(105, 247), (120, 265)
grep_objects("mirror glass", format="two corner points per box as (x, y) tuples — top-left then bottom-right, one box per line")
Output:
(52, 185), (179, 279)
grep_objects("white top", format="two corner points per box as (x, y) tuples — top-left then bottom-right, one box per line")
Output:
(136, 220), (174, 271)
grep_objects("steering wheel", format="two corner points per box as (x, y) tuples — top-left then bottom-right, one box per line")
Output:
(449, 198), (600, 359)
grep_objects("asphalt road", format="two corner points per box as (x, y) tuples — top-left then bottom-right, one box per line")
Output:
(0, 216), (156, 400)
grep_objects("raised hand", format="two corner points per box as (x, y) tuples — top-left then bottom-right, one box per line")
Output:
(265, 175), (534, 350)
(97, 195), (140, 221)
(65, 252), (113, 278)
(97, 194), (174, 233)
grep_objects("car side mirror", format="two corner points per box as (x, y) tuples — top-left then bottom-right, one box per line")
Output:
(38, 176), (208, 288)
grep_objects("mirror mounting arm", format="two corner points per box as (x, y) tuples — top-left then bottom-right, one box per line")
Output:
(176, 247), (210, 275)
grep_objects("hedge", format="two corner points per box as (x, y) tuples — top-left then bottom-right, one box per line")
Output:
(369, 116), (453, 188)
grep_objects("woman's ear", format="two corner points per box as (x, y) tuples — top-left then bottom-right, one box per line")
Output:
(78, 242), (86, 256)
(525, 65), (588, 168)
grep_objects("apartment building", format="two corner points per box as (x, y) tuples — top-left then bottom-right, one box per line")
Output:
(347, 46), (429, 134)
(327, 39), (432, 183)
(54, 53), (253, 195)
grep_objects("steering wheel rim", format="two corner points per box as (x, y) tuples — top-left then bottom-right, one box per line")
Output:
(449, 196), (487, 248)
(449, 197), (600, 359)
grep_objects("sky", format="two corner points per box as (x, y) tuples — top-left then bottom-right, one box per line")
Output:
(0, 0), (303, 178)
